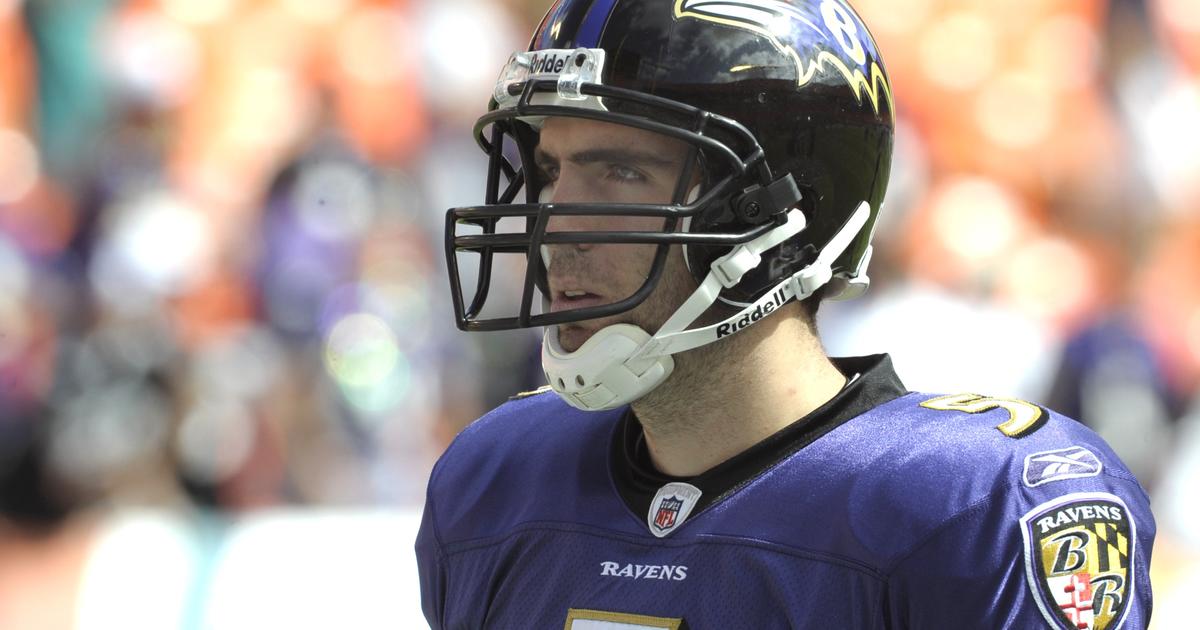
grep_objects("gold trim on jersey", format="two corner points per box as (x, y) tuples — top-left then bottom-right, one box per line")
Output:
(510, 385), (554, 400)
(564, 608), (684, 630)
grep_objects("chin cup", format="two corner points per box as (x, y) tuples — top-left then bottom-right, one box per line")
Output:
(542, 324), (675, 411)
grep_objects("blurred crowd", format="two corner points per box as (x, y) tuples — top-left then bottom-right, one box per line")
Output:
(0, 0), (1197, 627)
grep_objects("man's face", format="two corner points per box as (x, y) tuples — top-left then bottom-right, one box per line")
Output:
(535, 117), (698, 352)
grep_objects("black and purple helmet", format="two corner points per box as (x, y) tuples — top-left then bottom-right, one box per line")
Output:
(447, 0), (895, 332)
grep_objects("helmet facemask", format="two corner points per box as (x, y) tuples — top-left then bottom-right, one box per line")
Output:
(447, 54), (793, 333)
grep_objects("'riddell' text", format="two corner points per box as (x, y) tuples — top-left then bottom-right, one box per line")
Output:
(716, 288), (787, 338)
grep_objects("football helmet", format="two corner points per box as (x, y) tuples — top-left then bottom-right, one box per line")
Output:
(446, 0), (894, 410)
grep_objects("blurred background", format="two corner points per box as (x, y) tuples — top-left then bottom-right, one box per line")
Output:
(0, 0), (1196, 627)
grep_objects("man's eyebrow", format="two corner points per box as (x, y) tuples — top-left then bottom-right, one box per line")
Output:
(534, 147), (680, 168)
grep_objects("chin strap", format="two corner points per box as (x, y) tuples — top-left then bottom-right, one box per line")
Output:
(543, 202), (872, 411)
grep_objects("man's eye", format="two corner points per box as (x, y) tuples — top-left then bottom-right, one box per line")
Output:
(607, 164), (646, 182)
(537, 164), (559, 182)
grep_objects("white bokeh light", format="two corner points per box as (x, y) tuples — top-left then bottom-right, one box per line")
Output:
(975, 71), (1057, 149)
(999, 236), (1093, 324)
(201, 510), (425, 629)
(103, 8), (202, 107)
(90, 192), (216, 315)
(919, 12), (998, 91)
(1159, 0), (1200, 33)
(1023, 15), (1100, 92)
(277, 0), (353, 23)
(176, 400), (257, 485)
(324, 312), (400, 388)
(224, 67), (312, 153)
(930, 177), (1027, 264)
(417, 0), (519, 119)
(159, 0), (236, 25)
(76, 513), (196, 630)
(1141, 77), (1200, 213)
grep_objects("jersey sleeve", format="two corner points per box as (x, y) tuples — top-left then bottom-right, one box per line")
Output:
(884, 476), (1155, 629)
(415, 485), (447, 629)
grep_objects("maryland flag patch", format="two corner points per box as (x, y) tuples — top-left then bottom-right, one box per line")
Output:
(1020, 493), (1137, 630)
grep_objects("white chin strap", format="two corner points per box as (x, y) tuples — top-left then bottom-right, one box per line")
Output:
(542, 201), (873, 411)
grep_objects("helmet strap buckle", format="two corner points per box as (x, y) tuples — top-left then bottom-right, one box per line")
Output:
(788, 263), (833, 301)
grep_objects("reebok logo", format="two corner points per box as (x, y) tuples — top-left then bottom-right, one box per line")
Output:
(1022, 446), (1102, 488)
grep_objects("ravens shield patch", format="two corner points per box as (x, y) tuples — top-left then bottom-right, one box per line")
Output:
(1020, 493), (1137, 630)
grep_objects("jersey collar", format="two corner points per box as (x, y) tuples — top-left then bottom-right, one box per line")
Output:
(610, 354), (908, 530)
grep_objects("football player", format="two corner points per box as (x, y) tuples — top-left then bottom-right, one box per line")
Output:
(418, 0), (1155, 628)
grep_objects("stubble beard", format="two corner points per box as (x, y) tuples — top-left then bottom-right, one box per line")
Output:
(550, 244), (750, 436)
(632, 317), (751, 440)
(625, 248), (753, 438)
(552, 243), (683, 353)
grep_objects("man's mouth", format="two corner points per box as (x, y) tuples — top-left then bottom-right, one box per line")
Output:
(549, 290), (606, 313)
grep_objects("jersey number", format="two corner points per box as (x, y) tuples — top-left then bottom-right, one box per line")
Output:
(920, 393), (1047, 438)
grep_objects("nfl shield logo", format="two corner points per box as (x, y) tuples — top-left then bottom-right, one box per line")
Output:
(654, 497), (684, 531)
(1019, 492), (1137, 630)
(646, 482), (702, 538)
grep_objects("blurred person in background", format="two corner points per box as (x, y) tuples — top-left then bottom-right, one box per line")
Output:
(419, 0), (1155, 627)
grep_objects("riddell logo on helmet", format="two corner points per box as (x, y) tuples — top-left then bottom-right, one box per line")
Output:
(529, 52), (570, 75)
(716, 288), (787, 338)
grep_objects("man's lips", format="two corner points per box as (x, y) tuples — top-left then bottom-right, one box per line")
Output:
(549, 291), (607, 313)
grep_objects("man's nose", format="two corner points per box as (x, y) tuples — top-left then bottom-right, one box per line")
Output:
(542, 174), (597, 249)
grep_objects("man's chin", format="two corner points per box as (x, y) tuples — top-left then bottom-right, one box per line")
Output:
(555, 325), (595, 354)
(554, 317), (653, 354)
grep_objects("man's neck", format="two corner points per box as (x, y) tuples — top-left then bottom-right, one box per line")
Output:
(630, 308), (846, 477)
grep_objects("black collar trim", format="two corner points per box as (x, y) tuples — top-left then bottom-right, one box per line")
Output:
(610, 354), (907, 527)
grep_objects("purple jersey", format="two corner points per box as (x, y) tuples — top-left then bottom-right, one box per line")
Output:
(416, 355), (1154, 629)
